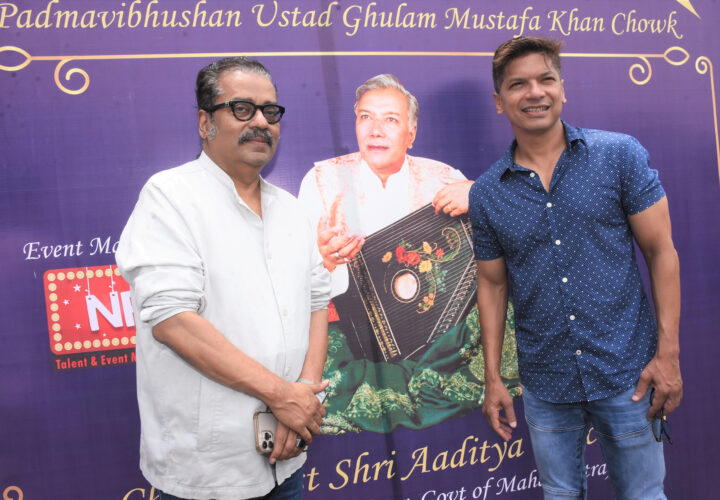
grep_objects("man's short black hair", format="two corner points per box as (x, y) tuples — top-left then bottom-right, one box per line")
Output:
(195, 57), (276, 112)
(492, 37), (563, 93)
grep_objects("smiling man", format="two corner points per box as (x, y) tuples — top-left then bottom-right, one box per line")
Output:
(116, 57), (331, 500)
(469, 37), (681, 499)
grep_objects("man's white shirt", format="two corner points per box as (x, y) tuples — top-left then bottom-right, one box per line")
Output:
(116, 152), (330, 500)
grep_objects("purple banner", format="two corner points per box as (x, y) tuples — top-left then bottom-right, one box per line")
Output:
(1, 1), (719, 499)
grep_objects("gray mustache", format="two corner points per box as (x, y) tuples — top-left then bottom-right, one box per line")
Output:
(238, 129), (273, 147)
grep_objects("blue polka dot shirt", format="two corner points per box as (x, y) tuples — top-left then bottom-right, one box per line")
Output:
(469, 122), (665, 403)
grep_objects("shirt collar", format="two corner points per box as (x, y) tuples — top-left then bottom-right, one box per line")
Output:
(359, 156), (410, 188)
(198, 151), (277, 210)
(498, 121), (586, 179)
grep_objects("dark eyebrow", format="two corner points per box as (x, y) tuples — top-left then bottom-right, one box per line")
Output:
(506, 71), (556, 86)
(505, 77), (526, 86)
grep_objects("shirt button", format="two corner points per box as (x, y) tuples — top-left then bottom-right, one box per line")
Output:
(546, 202), (553, 208)
(575, 349), (582, 356)
(569, 314), (576, 321)
(530, 172), (536, 178)
(555, 239), (562, 246)
(562, 277), (568, 283)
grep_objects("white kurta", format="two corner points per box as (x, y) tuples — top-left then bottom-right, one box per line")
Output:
(116, 152), (330, 500)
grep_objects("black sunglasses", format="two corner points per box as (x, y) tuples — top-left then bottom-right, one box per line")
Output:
(649, 388), (673, 444)
(205, 100), (285, 124)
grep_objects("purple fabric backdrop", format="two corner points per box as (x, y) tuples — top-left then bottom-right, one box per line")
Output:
(1, 1), (718, 498)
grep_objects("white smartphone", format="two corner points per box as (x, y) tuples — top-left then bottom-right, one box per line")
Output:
(254, 410), (277, 454)
(253, 390), (327, 454)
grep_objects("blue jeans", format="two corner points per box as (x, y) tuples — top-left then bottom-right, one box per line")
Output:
(523, 386), (666, 500)
(156, 466), (304, 500)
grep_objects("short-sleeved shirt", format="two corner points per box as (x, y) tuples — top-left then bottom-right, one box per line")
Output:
(469, 122), (665, 403)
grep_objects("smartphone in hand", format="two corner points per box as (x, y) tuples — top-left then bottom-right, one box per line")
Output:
(254, 411), (277, 454)
(253, 390), (327, 454)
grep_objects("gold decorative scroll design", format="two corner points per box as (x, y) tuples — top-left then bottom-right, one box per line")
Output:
(2, 486), (23, 500)
(0, 45), (718, 182)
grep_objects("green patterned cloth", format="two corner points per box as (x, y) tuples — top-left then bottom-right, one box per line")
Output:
(321, 303), (521, 434)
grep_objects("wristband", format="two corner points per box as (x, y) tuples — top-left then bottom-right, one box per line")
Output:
(298, 378), (326, 404)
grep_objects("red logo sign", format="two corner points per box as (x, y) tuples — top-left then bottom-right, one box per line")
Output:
(44, 265), (136, 370)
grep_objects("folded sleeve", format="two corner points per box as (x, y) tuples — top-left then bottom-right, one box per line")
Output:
(469, 181), (504, 261)
(306, 211), (331, 312)
(620, 137), (666, 216)
(116, 178), (206, 326)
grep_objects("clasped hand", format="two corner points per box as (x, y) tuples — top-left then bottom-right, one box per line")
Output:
(268, 380), (328, 463)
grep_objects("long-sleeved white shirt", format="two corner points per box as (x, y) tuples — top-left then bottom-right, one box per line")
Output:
(116, 152), (331, 500)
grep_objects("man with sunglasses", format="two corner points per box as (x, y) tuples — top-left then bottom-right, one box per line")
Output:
(117, 57), (331, 499)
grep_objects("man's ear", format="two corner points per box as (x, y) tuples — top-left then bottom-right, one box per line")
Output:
(493, 93), (505, 115)
(407, 124), (417, 149)
(198, 109), (213, 140)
